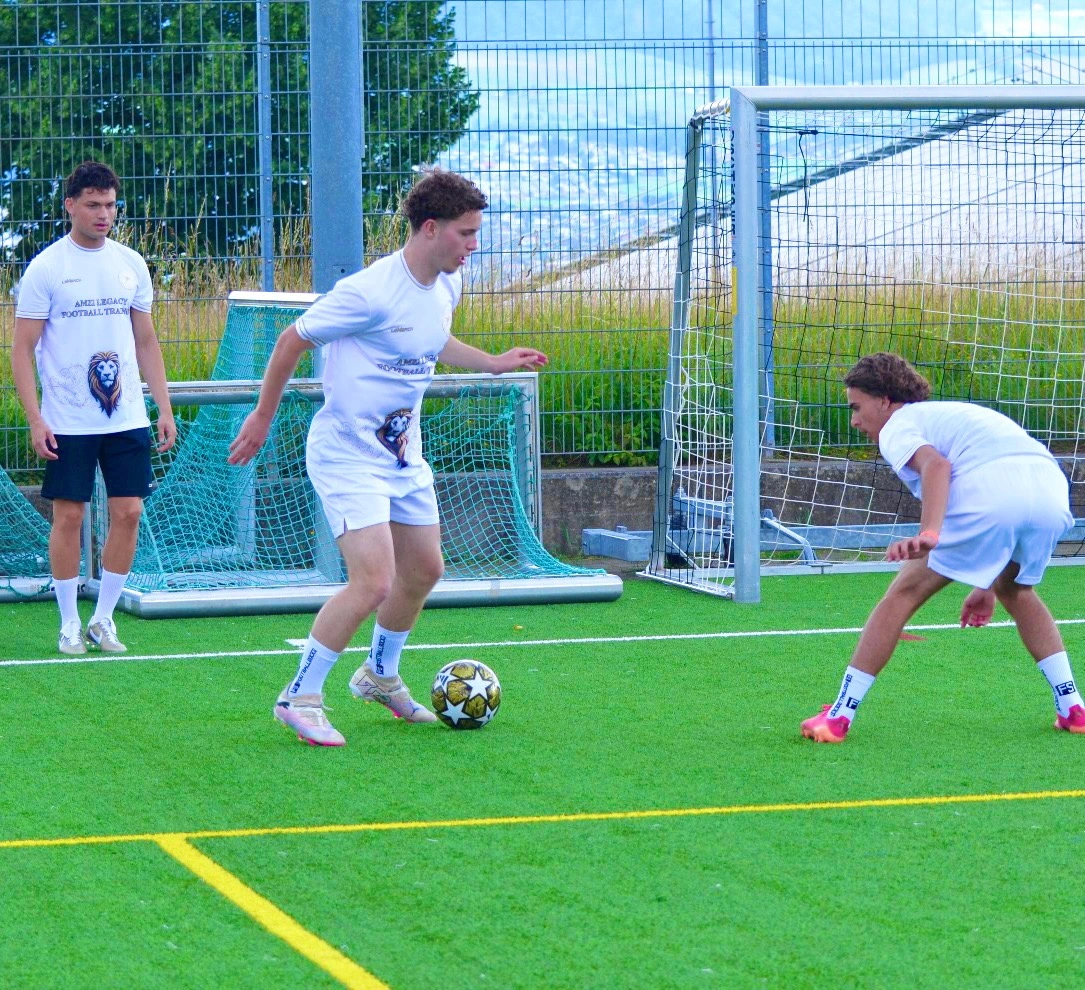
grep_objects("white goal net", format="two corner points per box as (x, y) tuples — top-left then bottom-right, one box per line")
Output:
(646, 86), (1085, 601)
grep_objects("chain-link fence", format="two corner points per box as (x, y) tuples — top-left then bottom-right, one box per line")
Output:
(3, 0), (1083, 483)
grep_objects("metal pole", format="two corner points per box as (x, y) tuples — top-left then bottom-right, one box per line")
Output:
(650, 121), (702, 574)
(756, 0), (775, 452)
(726, 84), (1085, 110)
(309, 0), (364, 293)
(730, 91), (762, 604)
(256, 0), (275, 292)
(309, 0), (365, 372)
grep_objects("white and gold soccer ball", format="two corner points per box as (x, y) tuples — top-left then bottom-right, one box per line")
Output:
(431, 659), (502, 730)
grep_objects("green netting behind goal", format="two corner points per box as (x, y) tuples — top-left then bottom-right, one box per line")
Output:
(0, 466), (51, 593)
(94, 299), (598, 594)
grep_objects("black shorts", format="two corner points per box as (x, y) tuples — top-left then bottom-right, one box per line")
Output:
(41, 427), (154, 502)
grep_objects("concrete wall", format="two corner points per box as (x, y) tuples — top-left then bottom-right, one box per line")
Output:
(540, 467), (657, 556)
(22, 456), (1084, 562)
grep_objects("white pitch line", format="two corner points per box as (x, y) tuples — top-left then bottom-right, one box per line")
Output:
(3, 617), (1085, 669)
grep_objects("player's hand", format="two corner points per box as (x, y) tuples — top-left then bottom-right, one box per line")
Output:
(886, 529), (939, 562)
(30, 418), (59, 461)
(492, 347), (548, 373)
(960, 588), (995, 628)
(156, 410), (178, 452)
(227, 411), (272, 465)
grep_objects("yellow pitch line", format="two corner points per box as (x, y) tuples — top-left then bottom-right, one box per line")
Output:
(2, 789), (1084, 851)
(156, 836), (388, 990)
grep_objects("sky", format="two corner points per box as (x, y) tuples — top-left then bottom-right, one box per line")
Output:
(434, 1), (1085, 277)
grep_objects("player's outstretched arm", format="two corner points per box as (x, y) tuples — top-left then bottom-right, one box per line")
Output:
(961, 588), (995, 628)
(227, 325), (315, 466)
(439, 336), (548, 374)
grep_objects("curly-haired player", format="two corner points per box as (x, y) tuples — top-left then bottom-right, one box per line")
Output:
(801, 352), (1084, 743)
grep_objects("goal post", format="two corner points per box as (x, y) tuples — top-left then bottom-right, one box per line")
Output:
(646, 85), (1085, 603)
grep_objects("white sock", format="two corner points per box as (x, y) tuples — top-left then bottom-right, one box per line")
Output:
(53, 576), (80, 629)
(364, 624), (410, 679)
(828, 666), (876, 723)
(91, 569), (128, 624)
(287, 636), (340, 697)
(1037, 652), (1083, 718)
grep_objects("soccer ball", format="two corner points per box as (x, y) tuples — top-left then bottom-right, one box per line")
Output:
(431, 659), (502, 730)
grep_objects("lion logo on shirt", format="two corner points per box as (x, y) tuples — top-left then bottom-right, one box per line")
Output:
(377, 409), (413, 468)
(88, 350), (122, 417)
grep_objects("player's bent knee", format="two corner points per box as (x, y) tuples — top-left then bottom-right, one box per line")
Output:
(336, 581), (389, 621)
(417, 556), (444, 588)
(994, 582), (1036, 611)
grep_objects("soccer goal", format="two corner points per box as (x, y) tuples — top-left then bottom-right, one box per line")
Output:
(0, 466), (52, 600)
(645, 85), (1085, 602)
(80, 291), (619, 616)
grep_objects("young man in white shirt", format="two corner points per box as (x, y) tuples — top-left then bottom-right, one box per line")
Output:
(228, 169), (548, 746)
(801, 352), (1084, 743)
(11, 161), (176, 655)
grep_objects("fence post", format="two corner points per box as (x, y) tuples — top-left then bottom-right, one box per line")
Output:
(256, 0), (275, 292)
(309, 0), (364, 295)
(756, 0), (775, 452)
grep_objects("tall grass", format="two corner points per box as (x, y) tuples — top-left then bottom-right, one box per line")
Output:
(689, 272), (1085, 451)
(4, 217), (1084, 479)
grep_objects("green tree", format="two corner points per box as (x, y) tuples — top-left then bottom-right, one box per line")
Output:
(0, 1), (479, 260)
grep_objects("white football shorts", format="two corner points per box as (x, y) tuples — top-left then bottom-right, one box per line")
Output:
(927, 455), (1072, 588)
(306, 431), (440, 536)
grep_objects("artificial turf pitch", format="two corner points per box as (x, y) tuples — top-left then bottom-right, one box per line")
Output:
(1, 568), (1083, 988)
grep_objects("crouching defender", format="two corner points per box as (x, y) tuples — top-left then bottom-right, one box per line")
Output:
(228, 169), (547, 746)
(802, 352), (1084, 743)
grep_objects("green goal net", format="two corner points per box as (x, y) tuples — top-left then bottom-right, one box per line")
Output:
(86, 293), (616, 615)
(0, 467), (51, 596)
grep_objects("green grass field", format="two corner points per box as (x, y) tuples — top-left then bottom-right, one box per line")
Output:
(2, 569), (1084, 988)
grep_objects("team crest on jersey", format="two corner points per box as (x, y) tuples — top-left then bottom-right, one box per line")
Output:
(88, 351), (122, 417)
(118, 267), (137, 291)
(377, 409), (413, 468)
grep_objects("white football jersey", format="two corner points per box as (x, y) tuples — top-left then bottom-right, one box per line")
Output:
(878, 400), (1056, 499)
(296, 250), (461, 473)
(15, 235), (153, 435)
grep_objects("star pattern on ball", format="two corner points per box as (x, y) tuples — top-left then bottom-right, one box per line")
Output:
(440, 698), (471, 726)
(432, 660), (501, 729)
(463, 671), (494, 699)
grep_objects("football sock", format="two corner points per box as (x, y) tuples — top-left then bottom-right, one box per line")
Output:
(365, 624), (410, 679)
(53, 576), (80, 629)
(1037, 652), (1083, 718)
(287, 636), (340, 697)
(828, 666), (876, 723)
(91, 569), (128, 624)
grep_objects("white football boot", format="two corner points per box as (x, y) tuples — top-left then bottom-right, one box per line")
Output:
(274, 690), (346, 746)
(58, 619), (87, 656)
(349, 665), (437, 723)
(87, 616), (127, 653)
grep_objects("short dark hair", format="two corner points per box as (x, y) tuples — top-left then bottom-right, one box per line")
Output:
(65, 161), (121, 200)
(401, 169), (487, 231)
(844, 352), (930, 403)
